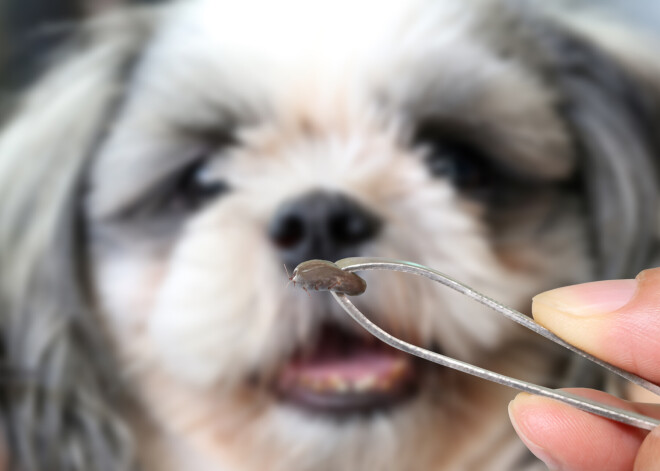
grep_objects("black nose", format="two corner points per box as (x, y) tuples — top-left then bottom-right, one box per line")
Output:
(269, 190), (382, 269)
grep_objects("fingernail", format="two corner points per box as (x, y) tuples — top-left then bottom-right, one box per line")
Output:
(533, 279), (637, 317)
(508, 398), (564, 470)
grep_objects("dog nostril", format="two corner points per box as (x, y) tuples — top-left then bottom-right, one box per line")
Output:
(269, 214), (306, 249)
(329, 212), (379, 244)
(270, 191), (382, 267)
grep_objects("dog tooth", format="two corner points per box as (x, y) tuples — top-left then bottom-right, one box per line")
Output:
(393, 358), (407, 371)
(299, 375), (314, 387)
(353, 375), (377, 392)
(311, 378), (326, 391)
(376, 378), (393, 391)
(328, 375), (349, 392)
(299, 375), (324, 391)
(388, 359), (408, 379)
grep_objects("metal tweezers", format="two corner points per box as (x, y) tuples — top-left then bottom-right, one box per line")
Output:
(329, 257), (660, 431)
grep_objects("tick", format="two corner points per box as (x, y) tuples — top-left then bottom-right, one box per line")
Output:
(289, 259), (367, 296)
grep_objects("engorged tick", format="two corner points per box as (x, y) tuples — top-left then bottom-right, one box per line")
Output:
(288, 259), (367, 296)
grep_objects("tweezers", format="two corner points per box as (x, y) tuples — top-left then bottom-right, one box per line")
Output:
(328, 257), (660, 431)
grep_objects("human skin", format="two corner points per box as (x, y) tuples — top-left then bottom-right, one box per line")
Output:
(508, 268), (660, 471)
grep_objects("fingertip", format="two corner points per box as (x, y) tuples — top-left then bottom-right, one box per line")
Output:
(532, 280), (637, 318)
(508, 392), (644, 471)
(531, 277), (660, 383)
(634, 426), (660, 471)
(508, 394), (564, 470)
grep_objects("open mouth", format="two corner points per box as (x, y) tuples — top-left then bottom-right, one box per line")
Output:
(275, 321), (420, 414)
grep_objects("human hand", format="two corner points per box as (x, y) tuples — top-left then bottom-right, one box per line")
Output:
(508, 268), (660, 470)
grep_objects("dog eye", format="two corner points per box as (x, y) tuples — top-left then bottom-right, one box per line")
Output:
(428, 143), (488, 185)
(170, 158), (230, 210)
(415, 129), (495, 191)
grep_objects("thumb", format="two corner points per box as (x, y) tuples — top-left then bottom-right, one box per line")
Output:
(532, 268), (660, 384)
(635, 425), (660, 470)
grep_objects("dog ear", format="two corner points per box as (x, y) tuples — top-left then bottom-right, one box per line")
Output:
(0, 11), (151, 471)
(533, 18), (660, 279)
(519, 15), (660, 392)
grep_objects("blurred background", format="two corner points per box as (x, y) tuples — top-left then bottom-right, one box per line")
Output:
(0, 0), (165, 99)
(1, 0), (660, 95)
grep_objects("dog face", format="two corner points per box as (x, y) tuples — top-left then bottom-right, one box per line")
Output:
(2, 0), (659, 470)
(86, 1), (592, 468)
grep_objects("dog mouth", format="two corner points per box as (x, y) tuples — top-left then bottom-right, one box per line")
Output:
(275, 321), (420, 414)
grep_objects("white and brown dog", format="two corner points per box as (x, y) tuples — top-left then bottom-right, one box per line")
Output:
(1, 0), (660, 470)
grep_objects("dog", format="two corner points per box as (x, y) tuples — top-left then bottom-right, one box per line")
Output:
(1, 0), (659, 470)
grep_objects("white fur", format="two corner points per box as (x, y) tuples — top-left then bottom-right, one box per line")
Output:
(4, 0), (658, 470)
(86, 1), (590, 469)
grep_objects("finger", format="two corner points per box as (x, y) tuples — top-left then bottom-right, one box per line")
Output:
(509, 389), (660, 471)
(532, 268), (660, 384)
(635, 426), (660, 471)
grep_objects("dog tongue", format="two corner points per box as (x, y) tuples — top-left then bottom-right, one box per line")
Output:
(285, 349), (409, 384)
(277, 324), (417, 402)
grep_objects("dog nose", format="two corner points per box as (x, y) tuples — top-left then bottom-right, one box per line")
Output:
(269, 190), (382, 269)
